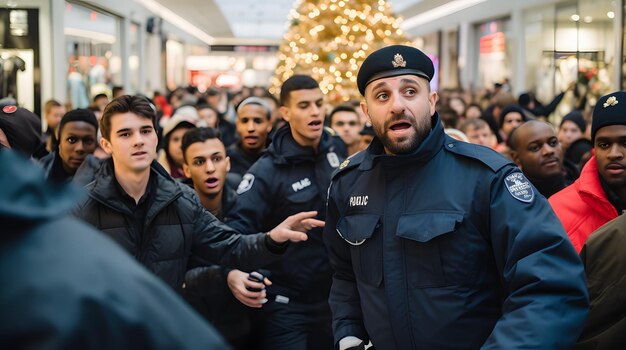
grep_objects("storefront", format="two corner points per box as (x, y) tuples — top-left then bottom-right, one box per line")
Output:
(186, 45), (279, 91)
(0, 8), (40, 115)
(476, 18), (512, 90)
(64, 2), (122, 108)
(414, 32), (440, 91)
(524, 0), (618, 118)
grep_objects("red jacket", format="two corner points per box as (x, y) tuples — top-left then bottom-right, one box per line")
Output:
(549, 155), (618, 252)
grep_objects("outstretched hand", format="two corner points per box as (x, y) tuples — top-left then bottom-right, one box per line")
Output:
(268, 211), (325, 243)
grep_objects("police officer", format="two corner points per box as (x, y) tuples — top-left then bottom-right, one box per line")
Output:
(226, 75), (345, 349)
(323, 45), (589, 350)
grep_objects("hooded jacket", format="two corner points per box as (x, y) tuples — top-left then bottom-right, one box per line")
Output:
(549, 155), (619, 252)
(71, 158), (281, 291)
(0, 150), (229, 350)
(226, 124), (345, 302)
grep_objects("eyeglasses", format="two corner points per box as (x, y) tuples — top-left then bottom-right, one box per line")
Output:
(334, 121), (359, 127)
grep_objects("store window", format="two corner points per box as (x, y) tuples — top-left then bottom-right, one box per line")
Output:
(476, 19), (512, 90)
(525, 0), (616, 120)
(65, 2), (121, 109)
(0, 8), (40, 115)
(414, 32), (440, 91)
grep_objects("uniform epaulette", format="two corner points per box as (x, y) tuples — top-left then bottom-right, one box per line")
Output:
(324, 126), (337, 136)
(444, 139), (512, 173)
(331, 151), (365, 180)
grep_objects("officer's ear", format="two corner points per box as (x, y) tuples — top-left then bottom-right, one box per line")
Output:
(360, 101), (371, 124)
(429, 90), (438, 116)
(225, 156), (231, 172)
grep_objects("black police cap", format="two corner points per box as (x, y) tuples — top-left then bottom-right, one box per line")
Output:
(357, 45), (434, 96)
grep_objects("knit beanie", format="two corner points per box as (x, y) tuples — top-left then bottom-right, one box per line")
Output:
(560, 110), (586, 134)
(592, 91), (626, 141)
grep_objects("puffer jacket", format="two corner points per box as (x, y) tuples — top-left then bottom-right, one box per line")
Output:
(71, 158), (280, 291)
(549, 155), (619, 252)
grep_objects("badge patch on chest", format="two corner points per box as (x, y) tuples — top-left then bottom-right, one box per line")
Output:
(237, 174), (255, 194)
(504, 173), (534, 203)
(327, 152), (340, 168)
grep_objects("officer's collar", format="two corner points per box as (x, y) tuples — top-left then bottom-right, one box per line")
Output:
(359, 112), (444, 170)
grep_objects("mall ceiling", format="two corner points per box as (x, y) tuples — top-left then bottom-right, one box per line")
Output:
(153, 0), (423, 44)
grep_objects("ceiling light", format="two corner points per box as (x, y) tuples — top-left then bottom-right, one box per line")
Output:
(571, 14), (580, 21)
(402, 0), (487, 30)
(607, 11), (615, 19)
(583, 16), (592, 23)
(133, 0), (215, 45)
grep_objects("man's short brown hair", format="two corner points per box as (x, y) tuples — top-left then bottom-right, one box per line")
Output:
(44, 99), (62, 115)
(101, 95), (156, 140)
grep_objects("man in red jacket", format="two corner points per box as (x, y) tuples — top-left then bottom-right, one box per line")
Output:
(549, 91), (626, 252)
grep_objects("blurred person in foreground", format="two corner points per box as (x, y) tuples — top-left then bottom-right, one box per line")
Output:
(0, 150), (230, 350)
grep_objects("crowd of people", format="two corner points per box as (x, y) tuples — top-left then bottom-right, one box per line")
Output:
(1, 43), (625, 350)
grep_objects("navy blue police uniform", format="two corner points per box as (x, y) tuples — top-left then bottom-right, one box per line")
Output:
(226, 123), (346, 349)
(323, 45), (589, 350)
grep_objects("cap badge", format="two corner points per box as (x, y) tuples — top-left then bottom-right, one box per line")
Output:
(392, 53), (406, 68)
(604, 96), (619, 108)
(2, 105), (17, 114)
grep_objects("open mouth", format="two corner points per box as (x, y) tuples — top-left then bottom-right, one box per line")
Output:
(132, 151), (147, 157)
(205, 177), (219, 188)
(309, 120), (322, 127)
(389, 122), (411, 131)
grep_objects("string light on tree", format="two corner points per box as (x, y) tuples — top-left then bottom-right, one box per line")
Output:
(270, 0), (412, 102)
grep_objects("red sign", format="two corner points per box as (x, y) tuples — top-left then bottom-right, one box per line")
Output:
(479, 32), (505, 54)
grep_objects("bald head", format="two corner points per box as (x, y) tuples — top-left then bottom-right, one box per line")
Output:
(509, 120), (552, 151)
(509, 120), (563, 180)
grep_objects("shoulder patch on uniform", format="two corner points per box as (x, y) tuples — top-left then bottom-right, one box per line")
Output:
(445, 139), (511, 172)
(236, 173), (255, 194)
(324, 126), (337, 136)
(504, 172), (534, 203)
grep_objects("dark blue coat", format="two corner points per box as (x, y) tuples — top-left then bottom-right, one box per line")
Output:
(324, 114), (588, 349)
(226, 124), (345, 302)
(0, 151), (229, 350)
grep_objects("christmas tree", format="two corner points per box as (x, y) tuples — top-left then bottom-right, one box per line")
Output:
(270, 0), (411, 102)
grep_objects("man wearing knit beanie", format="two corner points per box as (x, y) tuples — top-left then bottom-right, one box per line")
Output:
(558, 110), (586, 150)
(549, 91), (626, 252)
